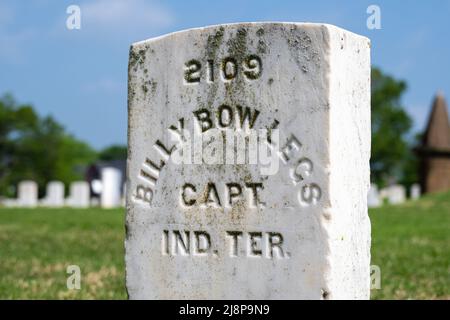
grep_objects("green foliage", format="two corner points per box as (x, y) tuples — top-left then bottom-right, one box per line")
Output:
(0, 94), (97, 197)
(399, 132), (423, 190)
(0, 208), (125, 299)
(371, 68), (415, 187)
(98, 144), (127, 161)
(370, 192), (450, 299)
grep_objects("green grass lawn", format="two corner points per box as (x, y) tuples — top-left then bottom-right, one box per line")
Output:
(0, 208), (126, 299)
(370, 192), (449, 299)
(0, 192), (448, 299)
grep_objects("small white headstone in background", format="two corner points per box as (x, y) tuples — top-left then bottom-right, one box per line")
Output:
(2, 198), (17, 207)
(387, 184), (406, 205)
(126, 23), (371, 299)
(17, 180), (38, 207)
(100, 167), (122, 208)
(66, 181), (90, 208)
(368, 184), (381, 208)
(410, 183), (421, 200)
(379, 187), (388, 201)
(41, 181), (65, 207)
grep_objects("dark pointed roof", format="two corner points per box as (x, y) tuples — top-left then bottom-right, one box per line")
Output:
(422, 93), (450, 150)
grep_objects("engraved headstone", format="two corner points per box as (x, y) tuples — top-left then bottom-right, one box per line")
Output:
(126, 23), (371, 299)
(410, 183), (421, 200)
(66, 181), (90, 208)
(368, 184), (381, 208)
(17, 180), (38, 208)
(41, 181), (65, 207)
(100, 167), (122, 208)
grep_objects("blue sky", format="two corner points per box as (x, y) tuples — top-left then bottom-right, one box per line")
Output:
(1, 0), (449, 149)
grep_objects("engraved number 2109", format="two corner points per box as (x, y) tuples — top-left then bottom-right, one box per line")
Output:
(184, 55), (262, 83)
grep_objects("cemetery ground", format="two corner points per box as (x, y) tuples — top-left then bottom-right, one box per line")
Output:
(0, 192), (448, 300)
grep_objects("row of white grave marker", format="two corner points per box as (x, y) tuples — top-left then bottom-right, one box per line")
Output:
(2, 179), (419, 210)
(368, 183), (421, 208)
(0, 167), (124, 208)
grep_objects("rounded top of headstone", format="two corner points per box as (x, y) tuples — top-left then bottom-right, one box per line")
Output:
(131, 22), (369, 48)
(19, 180), (37, 185)
(48, 181), (64, 186)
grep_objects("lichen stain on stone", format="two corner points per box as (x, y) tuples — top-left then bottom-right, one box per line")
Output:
(141, 84), (148, 94)
(256, 28), (265, 37)
(285, 28), (322, 72)
(206, 26), (225, 59)
(128, 81), (136, 103)
(257, 40), (267, 54)
(227, 27), (248, 60)
(255, 27), (268, 54)
(204, 27), (225, 109)
(129, 47), (147, 72)
(221, 28), (249, 104)
(140, 78), (157, 98)
(150, 80), (158, 95)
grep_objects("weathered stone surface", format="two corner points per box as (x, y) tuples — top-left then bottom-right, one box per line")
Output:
(126, 22), (371, 299)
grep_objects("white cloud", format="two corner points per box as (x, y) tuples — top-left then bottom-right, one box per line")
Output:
(82, 0), (174, 32)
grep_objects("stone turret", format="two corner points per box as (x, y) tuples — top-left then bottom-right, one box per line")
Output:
(416, 93), (450, 193)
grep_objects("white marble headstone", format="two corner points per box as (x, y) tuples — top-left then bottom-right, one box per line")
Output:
(66, 181), (90, 208)
(410, 183), (421, 200)
(126, 23), (371, 299)
(387, 184), (406, 205)
(100, 167), (122, 208)
(42, 181), (65, 207)
(379, 187), (388, 201)
(368, 184), (381, 208)
(17, 180), (38, 208)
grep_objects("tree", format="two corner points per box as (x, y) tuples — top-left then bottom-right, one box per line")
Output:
(0, 94), (97, 197)
(400, 132), (422, 189)
(371, 68), (415, 187)
(98, 144), (127, 161)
